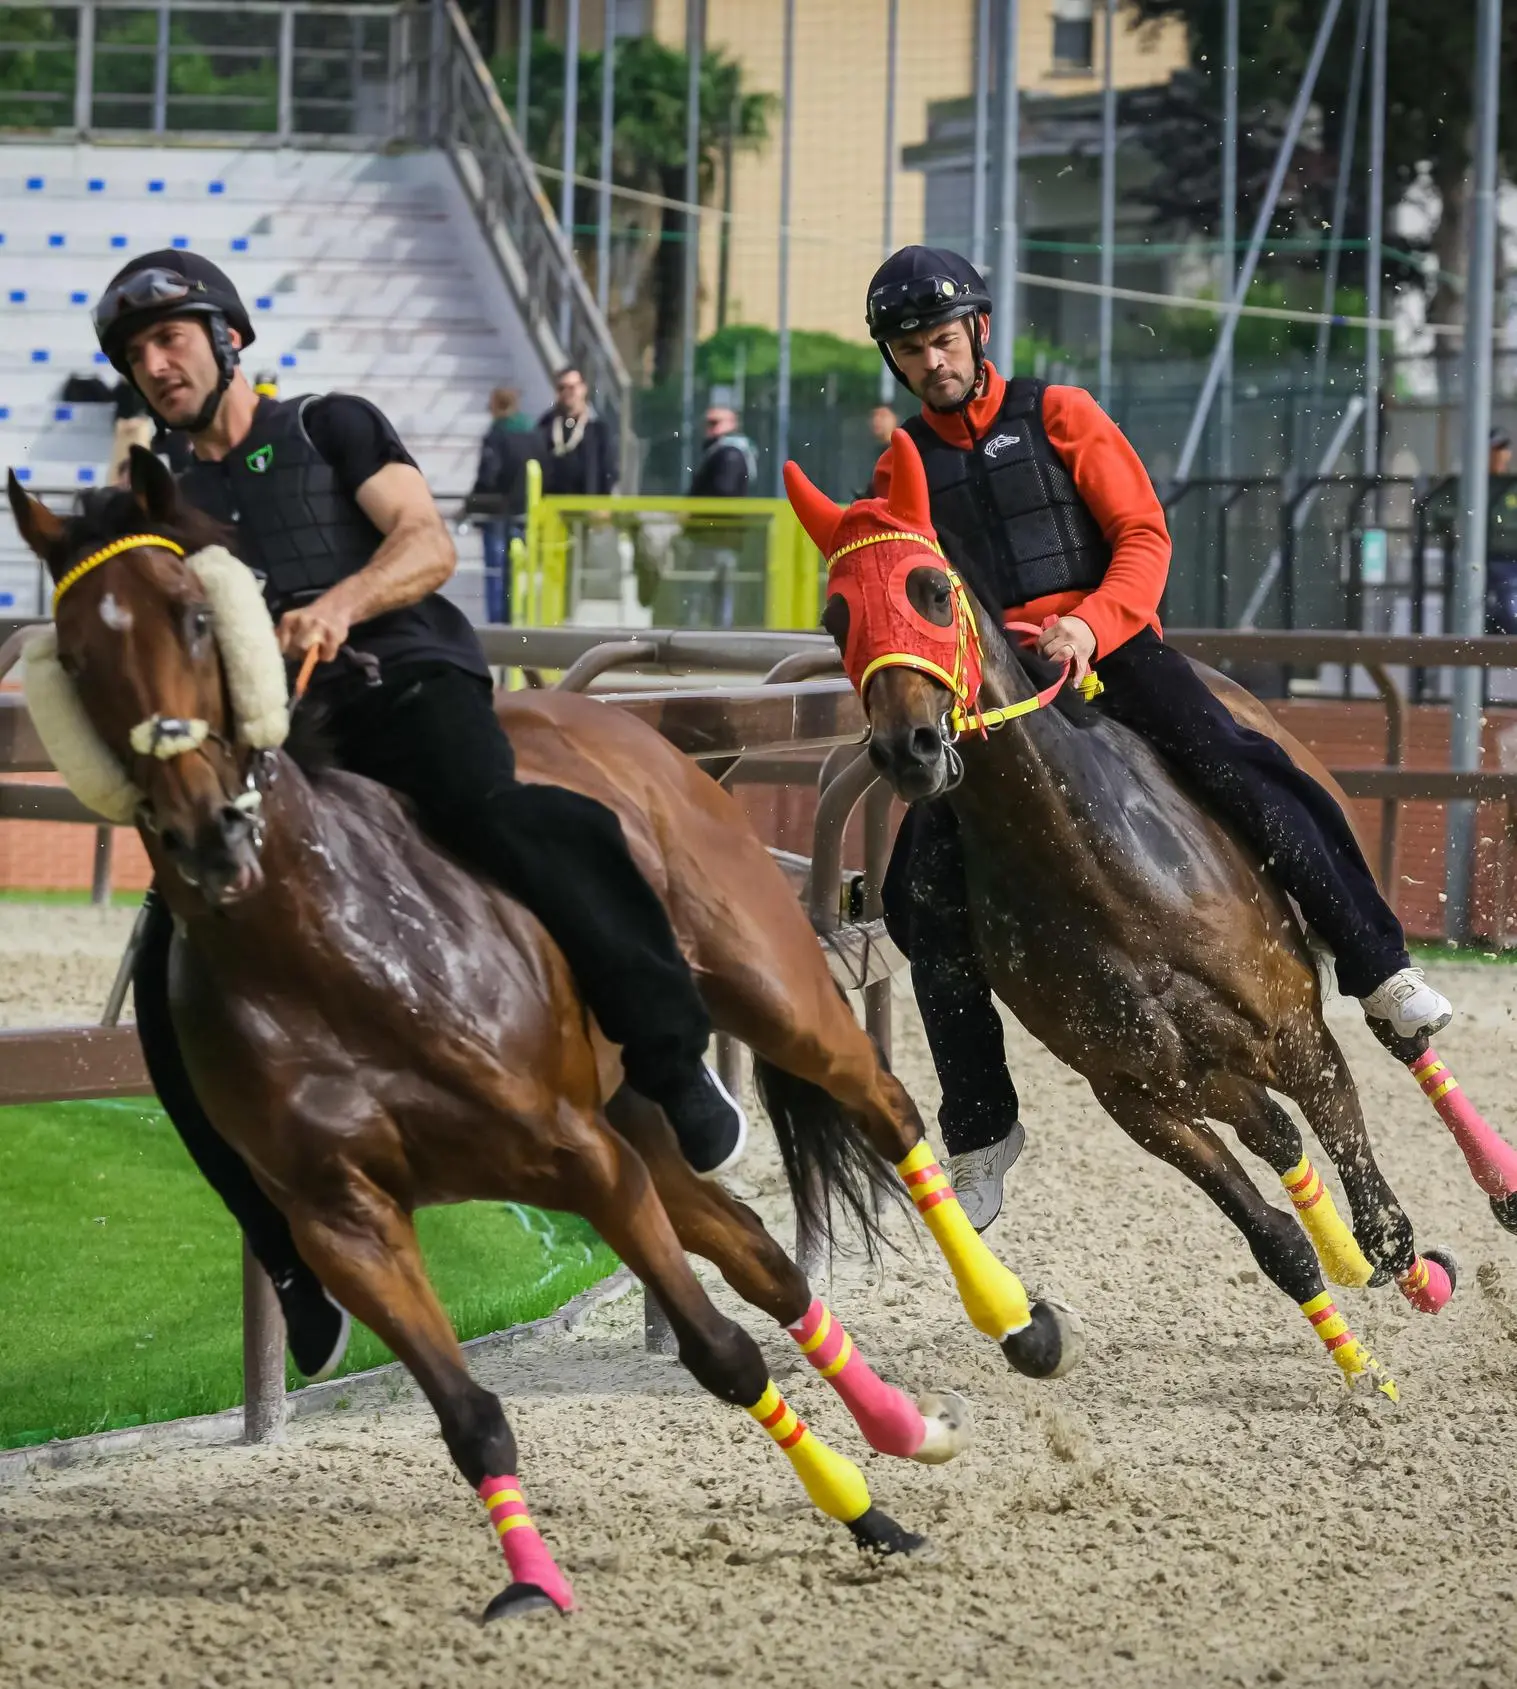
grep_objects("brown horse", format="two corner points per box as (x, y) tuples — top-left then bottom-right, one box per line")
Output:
(7, 450), (1077, 1620)
(781, 430), (1517, 1403)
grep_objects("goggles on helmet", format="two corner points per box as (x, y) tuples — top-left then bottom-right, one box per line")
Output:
(867, 274), (983, 339)
(92, 269), (214, 340)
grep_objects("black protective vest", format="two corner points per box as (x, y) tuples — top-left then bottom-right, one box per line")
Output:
(903, 377), (1111, 611)
(178, 395), (488, 691)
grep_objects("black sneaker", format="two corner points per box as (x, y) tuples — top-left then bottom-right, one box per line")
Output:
(272, 1265), (351, 1382)
(655, 1065), (749, 1180)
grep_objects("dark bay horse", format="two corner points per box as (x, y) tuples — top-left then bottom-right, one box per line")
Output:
(7, 450), (1078, 1619)
(784, 430), (1517, 1402)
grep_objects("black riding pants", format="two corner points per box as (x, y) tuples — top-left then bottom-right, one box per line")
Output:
(135, 661), (712, 1284)
(881, 627), (1409, 1159)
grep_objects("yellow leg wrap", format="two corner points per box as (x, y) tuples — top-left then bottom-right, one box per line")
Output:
(1300, 1291), (1398, 1402)
(1281, 1156), (1373, 1288)
(897, 1140), (1032, 1340)
(748, 1381), (871, 1523)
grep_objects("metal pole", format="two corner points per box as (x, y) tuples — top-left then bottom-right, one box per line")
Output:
(1363, 0), (1386, 480)
(1219, 0), (1237, 478)
(1312, 0), (1371, 404)
(516, 0), (532, 140)
(678, 0), (704, 488)
(596, 0), (616, 317)
(241, 1242), (287, 1444)
(1172, 0), (1345, 489)
(89, 827), (113, 907)
(276, 6), (295, 140)
(1097, 0), (1116, 408)
(558, 0), (581, 349)
(992, 0), (1019, 371)
(74, 0), (95, 134)
(970, 0), (991, 271)
(774, 0), (795, 494)
(1445, 0), (1504, 942)
(152, 2), (169, 134)
(879, 0), (899, 403)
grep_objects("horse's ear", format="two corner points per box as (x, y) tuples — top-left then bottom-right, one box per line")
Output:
(7, 472), (66, 563)
(884, 428), (933, 535)
(128, 445), (179, 524)
(783, 459), (844, 556)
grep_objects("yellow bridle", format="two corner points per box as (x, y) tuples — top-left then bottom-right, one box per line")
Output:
(52, 534), (185, 613)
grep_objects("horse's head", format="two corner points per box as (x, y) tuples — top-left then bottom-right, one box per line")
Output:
(7, 447), (290, 907)
(785, 429), (996, 803)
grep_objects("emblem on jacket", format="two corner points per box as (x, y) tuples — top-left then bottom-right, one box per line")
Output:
(982, 433), (1021, 459)
(246, 444), (274, 474)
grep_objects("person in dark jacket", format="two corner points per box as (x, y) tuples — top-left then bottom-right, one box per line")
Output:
(535, 366), (617, 497)
(682, 408), (758, 626)
(468, 385), (538, 622)
(92, 250), (747, 1382)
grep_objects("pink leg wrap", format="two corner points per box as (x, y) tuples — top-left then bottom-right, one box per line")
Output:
(787, 1298), (927, 1460)
(1395, 1254), (1454, 1314)
(1411, 1048), (1517, 1198)
(478, 1476), (575, 1613)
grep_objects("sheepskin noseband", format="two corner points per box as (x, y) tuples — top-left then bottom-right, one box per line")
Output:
(23, 544), (291, 824)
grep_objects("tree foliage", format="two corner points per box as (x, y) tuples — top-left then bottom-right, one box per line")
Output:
(491, 33), (775, 383)
(1125, 0), (1517, 314)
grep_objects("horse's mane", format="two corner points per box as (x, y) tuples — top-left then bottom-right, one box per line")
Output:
(935, 526), (1100, 732)
(68, 486), (232, 558)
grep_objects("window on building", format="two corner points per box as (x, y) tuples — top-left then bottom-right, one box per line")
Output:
(1051, 0), (1095, 71)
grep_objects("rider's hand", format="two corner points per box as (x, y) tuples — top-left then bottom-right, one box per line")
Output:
(1036, 615), (1096, 684)
(277, 599), (353, 664)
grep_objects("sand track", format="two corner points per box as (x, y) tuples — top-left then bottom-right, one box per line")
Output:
(4, 913), (1517, 1688)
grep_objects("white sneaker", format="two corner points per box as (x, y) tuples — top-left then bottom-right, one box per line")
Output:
(1359, 967), (1453, 1039)
(945, 1123), (1026, 1234)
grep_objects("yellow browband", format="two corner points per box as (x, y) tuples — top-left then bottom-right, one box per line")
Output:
(53, 534), (186, 613)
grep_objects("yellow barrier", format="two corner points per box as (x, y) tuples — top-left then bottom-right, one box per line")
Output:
(513, 461), (823, 631)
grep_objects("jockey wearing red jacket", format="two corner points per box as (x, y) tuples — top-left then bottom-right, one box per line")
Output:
(866, 246), (1450, 1234)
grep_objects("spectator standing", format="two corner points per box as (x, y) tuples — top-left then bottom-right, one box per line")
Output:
(536, 365), (617, 496)
(468, 385), (538, 623)
(684, 407), (758, 628)
(854, 403), (899, 497)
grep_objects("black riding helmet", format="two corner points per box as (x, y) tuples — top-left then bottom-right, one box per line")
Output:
(866, 245), (993, 411)
(93, 250), (255, 433)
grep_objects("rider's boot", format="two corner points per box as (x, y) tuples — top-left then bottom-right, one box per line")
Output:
(1359, 966), (1453, 1040)
(646, 1062), (749, 1180)
(272, 1260), (351, 1382)
(945, 1121), (1026, 1234)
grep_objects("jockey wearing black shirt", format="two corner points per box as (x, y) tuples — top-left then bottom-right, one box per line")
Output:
(93, 251), (746, 1381)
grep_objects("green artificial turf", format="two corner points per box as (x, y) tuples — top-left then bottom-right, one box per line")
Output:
(0, 888), (145, 907)
(0, 1098), (618, 1449)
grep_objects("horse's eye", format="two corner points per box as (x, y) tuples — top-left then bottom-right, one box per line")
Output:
(188, 607), (212, 641)
(932, 582), (951, 605)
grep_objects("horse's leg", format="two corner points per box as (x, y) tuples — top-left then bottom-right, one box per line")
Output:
(557, 1112), (927, 1554)
(606, 1087), (970, 1464)
(1093, 1082), (1399, 1400)
(1203, 1073), (1377, 1291)
(1274, 1028), (1456, 1314)
(284, 1173), (576, 1622)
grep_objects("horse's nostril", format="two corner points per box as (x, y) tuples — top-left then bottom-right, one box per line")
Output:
(909, 725), (942, 763)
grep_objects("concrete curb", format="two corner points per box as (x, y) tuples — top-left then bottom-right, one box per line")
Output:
(0, 1268), (636, 1486)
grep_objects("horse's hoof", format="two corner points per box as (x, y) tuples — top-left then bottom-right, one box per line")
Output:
(1001, 1297), (1085, 1380)
(846, 1505), (928, 1556)
(1424, 1247), (1460, 1297)
(1491, 1192), (1517, 1236)
(912, 1389), (972, 1464)
(482, 1582), (568, 1622)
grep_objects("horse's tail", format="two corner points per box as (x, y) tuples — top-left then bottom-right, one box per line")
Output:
(752, 1052), (905, 1265)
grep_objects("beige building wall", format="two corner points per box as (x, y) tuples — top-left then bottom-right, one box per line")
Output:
(673, 0), (1187, 341)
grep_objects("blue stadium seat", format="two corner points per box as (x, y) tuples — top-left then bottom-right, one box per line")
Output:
(47, 234), (64, 248)
(70, 291), (87, 305)
(92, 351), (108, 364)
(87, 179), (105, 193)
(30, 350), (48, 363)
(14, 467), (31, 482)
(255, 296), (272, 310)
(55, 405), (73, 422)
(77, 467), (95, 484)
(208, 182), (225, 195)
(171, 236), (189, 249)
(148, 179), (165, 194)
(8, 289), (24, 303)
(0, 407), (10, 421)
(230, 237), (249, 252)
(25, 177), (42, 191)
(280, 354), (296, 367)
(110, 235), (127, 249)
